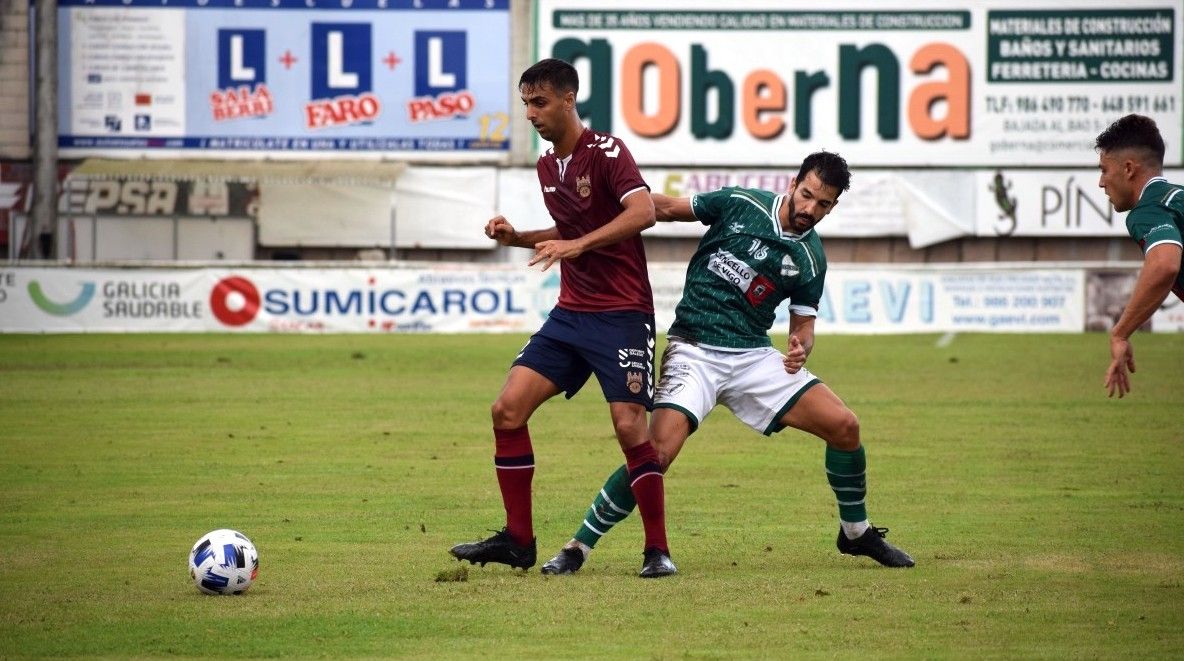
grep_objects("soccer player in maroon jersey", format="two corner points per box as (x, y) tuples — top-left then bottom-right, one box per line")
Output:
(449, 58), (675, 577)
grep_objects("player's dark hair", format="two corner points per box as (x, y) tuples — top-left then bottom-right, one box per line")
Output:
(797, 151), (851, 196)
(519, 58), (579, 95)
(1095, 114), (1165, 166)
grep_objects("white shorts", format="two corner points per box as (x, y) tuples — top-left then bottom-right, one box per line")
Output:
(654, 337), (821, 436)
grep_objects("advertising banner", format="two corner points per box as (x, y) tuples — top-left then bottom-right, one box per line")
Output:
(0, 266), (548, 333)
(642, 168), (911, 238)
(1086, 267), (1184, 332)
(976, 168), (1184, 238)
(1151, 295), (1184, 331)
(793, 267), (1087, 333)
(498, 167), (969, 245)
(54, 0), (511, 159)
(1, 264), (1090, 334)
(536, 0), (1182, 167)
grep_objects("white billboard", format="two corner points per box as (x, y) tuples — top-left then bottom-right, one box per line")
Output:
(537, 0), (1182, 166)
(976, 168), (1184, 238)
(1, 264), (1091, 334)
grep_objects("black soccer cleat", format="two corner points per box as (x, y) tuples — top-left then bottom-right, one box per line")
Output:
(639, 547), (677, 578)
(449, 528), (537, 570)
(836, 525), (915, 568)
(540, 547), (586, 575)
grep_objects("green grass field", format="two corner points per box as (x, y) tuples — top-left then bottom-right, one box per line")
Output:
(1, 332), (1182, 658)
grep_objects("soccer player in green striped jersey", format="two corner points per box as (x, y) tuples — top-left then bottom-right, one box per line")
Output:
(540, 151), (915, 575)
(1095, 114), (1183, 398)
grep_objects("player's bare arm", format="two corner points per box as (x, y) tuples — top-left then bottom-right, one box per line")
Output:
(529, 189), (656, 271)
(1110, 243), (1182, 340)
(1104, 242), (1182, 397)
(652, 193), (696, 222)
(485, 215), (561, 249)
(784, 314), (816, 374)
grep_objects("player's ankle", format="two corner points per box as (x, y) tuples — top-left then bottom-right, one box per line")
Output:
(841, 520), (870, 540)
(565, 540), (592, 559)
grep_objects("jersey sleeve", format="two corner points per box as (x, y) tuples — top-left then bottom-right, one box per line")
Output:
(787, 269), (825, 317)
(1127, 206), (1184, 254)
(689, 187), (736, 225)
(599, 135), (649, 202)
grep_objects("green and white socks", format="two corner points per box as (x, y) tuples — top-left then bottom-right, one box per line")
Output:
(567, 464), (635, 555)
(826, 445), (871, 540)
(560, 446), (875, 557)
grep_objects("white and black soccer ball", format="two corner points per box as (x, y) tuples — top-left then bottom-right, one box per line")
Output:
(188, 529), (258, 595)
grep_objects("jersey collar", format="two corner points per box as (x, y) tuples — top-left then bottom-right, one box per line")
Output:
(1139, 176), (1168, 201)
(774, 193), (812, 240)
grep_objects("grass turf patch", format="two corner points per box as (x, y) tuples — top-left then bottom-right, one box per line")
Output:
(0, 332), (1181, 658)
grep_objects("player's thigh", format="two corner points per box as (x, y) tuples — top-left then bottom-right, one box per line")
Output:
(577, 310), (657, 409)
(491, 364), (564, 427)
(779, 383), (859, 447)
(511, 308), (594, 400)
(653, 339), (725, 434)
(717, 347), (822, 436)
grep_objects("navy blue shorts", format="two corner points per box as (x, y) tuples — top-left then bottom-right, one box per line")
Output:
(513, 307), (656, 409)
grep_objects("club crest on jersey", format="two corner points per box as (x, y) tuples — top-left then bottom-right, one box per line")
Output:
(782, 255), (800, 277)
(576, 175), (592, 198)
(626, 370), (643, 394)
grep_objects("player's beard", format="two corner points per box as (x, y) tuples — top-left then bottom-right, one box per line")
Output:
(785, 197), (816, 234)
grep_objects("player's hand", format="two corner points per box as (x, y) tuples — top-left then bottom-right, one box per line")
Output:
(484, 216), (519, 246)
(1104, 335), (1136, 398)
(783, 334), (806, 374)
(528, 239), (583, 271)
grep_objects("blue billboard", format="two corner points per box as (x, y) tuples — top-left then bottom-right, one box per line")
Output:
(54, 0), (511, 158)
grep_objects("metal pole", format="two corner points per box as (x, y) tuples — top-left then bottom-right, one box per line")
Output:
(509, 0), (533, 168)
(32, 0), (58, 260)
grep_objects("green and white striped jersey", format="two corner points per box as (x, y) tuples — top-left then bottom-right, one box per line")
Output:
(667, 186), (827, 349)
(1127, 176), (1184, 300)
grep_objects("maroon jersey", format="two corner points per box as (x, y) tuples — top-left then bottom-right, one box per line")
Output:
(536, 127), (654, 313)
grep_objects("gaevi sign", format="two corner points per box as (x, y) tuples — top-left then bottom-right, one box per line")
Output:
(538, 1), (1181, 167)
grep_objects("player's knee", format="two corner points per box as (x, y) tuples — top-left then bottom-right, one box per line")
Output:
(654, 446), (673, 471)
(827, 410), (860, 450)
(611, 417), (645, 446)
(490, 398), (527, 429)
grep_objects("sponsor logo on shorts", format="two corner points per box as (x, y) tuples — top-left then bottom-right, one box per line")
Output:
(657, 380), (685, 397)
(618, 347), (649, 370)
